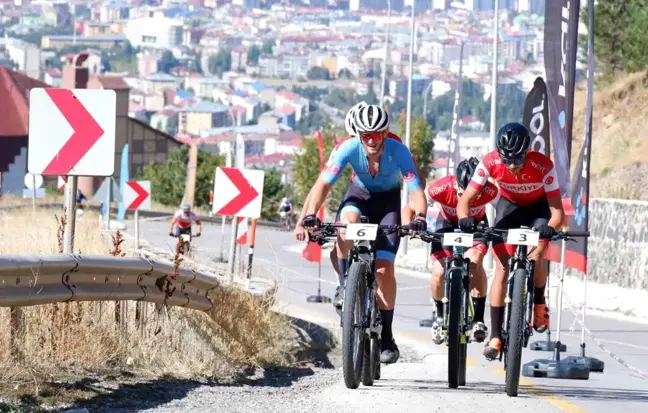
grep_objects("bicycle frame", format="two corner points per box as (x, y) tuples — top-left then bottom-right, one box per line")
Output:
(442, 241), (473, 342)
(347, 227), (381, 337)
(500, 239), (537, 360)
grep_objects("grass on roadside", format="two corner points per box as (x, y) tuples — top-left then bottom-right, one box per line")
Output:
(0, 208), (294, 408)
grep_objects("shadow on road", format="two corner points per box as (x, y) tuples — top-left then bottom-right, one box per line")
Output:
(374, 378), (648, 402)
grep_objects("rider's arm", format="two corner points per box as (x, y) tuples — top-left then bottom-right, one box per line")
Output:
(169, 215), (177, 232)
(195, 219), (202, 234)
(458, 160), (491, 219)
(543, 166), (564, 229)
(305, 139), (352, 215)
(396, 144), (426, 217)
(401, 200), (416, 225)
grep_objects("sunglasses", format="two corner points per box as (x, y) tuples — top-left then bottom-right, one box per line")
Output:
(359, 131), (385, 142)
(501, 156), (526, 166)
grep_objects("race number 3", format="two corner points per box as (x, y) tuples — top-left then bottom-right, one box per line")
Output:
(507, 228), (539, 246)
(346, 223), (379, 241)
(442, 232), (474, 247)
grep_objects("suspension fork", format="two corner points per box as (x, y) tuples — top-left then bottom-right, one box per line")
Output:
(462, 257), (473, 329)
(525, 259), (536, 334)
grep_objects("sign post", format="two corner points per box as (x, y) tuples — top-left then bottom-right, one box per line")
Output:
(124, 180), (151, 249)
(24, 173), (43, 211)
(212, 167), (264, 281)
(27, 88), (116, 253)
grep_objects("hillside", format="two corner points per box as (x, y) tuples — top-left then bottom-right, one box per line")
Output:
(571, 71), (648, 200)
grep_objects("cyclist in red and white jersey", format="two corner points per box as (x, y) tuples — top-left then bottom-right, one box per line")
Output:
(457, 122), (565, 361)
(169, 204), (202, 238)
(402, 158), (498, 344)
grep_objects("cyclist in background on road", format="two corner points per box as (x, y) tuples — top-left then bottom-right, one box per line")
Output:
(277, 197), (294, 220)
(301, 104), (429, 364)
(75, 188), (88, 210)
(169, 204), (202, 238)
(456, 122), (565, 361)
(402, 157), (499, 344)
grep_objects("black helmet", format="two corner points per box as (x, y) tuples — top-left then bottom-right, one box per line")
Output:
(456, 157), (479, 190)
(496, 122), (531, 159)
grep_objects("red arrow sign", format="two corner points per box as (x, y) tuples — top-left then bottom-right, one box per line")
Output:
(126, 181), (149, 210)
(218, 168), (259, 215)
(42, 89), (105, 175)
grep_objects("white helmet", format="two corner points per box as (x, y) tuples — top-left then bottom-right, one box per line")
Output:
(354, 104), (390, 133)
(345, 101), (367, 136)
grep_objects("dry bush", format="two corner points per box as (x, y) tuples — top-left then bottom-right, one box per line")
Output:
(0, 208), (292, 402)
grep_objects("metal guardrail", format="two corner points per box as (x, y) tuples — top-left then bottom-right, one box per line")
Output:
(0, 254), (220, 311)
(0, 202), (284, 228)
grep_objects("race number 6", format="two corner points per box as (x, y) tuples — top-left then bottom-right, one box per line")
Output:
(346, 223), (379, 241)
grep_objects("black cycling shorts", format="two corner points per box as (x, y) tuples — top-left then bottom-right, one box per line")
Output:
(430, 216), (489, 262)
(335, 184), (401, 262)
(493, 196), (550, 256)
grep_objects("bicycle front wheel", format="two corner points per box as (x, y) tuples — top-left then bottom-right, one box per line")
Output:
(447, 267), (463, 389)
(505, 268), (527, 397)
(342, 260), (369, 389)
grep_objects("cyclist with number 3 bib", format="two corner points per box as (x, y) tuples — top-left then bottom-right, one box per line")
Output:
(301, 104), (428, 365)
(402, 157), (499, 345)
(456, 122), (565, 361)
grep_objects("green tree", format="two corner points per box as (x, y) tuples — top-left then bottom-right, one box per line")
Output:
(397, 116), (435, 178)
(142, 146), (224, 208)
(247, 45), (261, 65)
(307, 66), (331, 80)
(159, 50), (180, 73)
(208, 49), (232, 75)
(259, 167), (288, 219)
(262, 40), (275, 54)
(292, 127), (351, 213)
(338, 68), (354, 79)
(584, 0), (630, 75)
(621, 0), (648, 73)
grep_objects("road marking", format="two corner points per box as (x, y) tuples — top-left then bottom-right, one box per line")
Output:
(399, 330), (592, 413)
(562, 332), (648, 351)
(491, 367), (591, 413)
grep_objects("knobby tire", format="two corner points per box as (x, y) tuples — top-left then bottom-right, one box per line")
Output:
(342, 260), (368, 389)
(505, 269), (527, 397)
(447, 267), (463, 389)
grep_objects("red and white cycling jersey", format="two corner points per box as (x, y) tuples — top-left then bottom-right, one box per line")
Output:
(469, 151), (560, 206)
(427, 175), (499, 223)
(173, 211), (199, 229)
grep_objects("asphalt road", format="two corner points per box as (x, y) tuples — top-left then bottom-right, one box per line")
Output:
(135, 218), (648, 413)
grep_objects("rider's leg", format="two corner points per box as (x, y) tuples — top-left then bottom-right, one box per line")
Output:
(375, 196), (402, 363)
(530, 241), (550, 332)
(429, 257), (446, 345)
(330, 247), (340, 280)
(332, 208), (360, 308)
(482, 246), (509, 359)
(465, 245), (488, 342)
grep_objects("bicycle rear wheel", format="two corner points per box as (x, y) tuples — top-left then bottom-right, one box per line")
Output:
(505, 268), (527, 397)
(342, 260), (369, 389)
(447, 267), (463, 389)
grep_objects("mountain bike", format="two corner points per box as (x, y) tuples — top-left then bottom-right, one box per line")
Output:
(475, 226), (589, 397)
(309, 219), (404, 389)
(408, 228), (477, 388)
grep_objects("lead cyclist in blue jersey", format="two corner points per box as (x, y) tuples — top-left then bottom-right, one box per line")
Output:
(302, 104), (428, 364)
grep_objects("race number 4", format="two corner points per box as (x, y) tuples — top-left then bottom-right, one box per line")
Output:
(507, 228), (539, 246)
(346, 223), (379, 241)
(442, 232), (474, 247)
